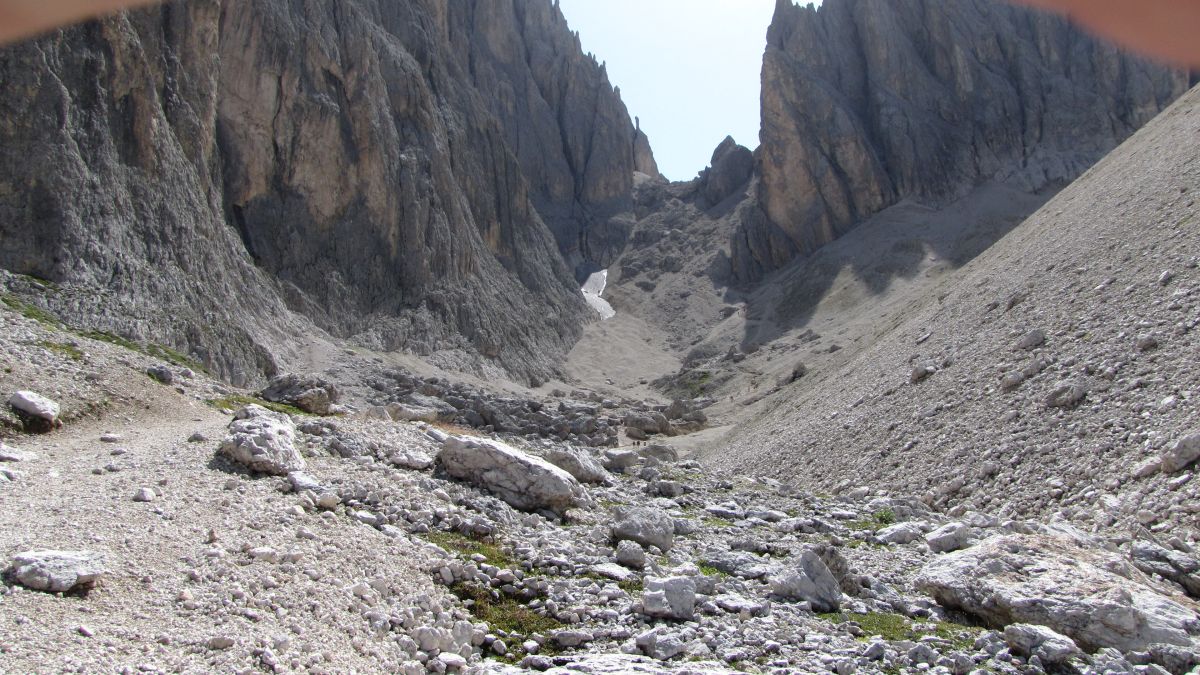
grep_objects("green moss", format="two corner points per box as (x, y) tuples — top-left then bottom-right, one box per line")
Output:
(698, 563), (728, 578)
(702, 516), (732, 528)
(818, 612), (984, 650)
(207, 394), (307, 417)
(37, 341), (83, 361)
(423, 531), (516, 569)
(1, 294), (60, 326)
(450, 583), (563, 638)
(617, 578), (643, 594)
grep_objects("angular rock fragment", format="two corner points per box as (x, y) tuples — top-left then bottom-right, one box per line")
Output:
(217, 405), (305, 476)
(612, 507), (675, 552)
(8, 390), (60, 431)
(917, 534), (1200, 652)
(769, 550), (842, 611)
(7, 550), (107, 593)
(437, 436), (585, 515)
(258, 374), (338, 415)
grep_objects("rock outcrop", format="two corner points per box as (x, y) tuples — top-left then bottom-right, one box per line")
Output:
(217, 405), (305, 476)
(0, 0), (649, 384)
(735, 0), (1191, 281)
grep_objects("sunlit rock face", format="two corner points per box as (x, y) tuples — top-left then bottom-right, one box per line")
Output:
(737, 0), (1190, 282)
(0, 0), (649, 384)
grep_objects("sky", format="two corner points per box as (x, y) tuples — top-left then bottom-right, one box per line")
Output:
(557, 0), (784, 182)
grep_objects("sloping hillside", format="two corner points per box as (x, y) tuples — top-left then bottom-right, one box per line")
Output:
(718, 85), (1200, 538)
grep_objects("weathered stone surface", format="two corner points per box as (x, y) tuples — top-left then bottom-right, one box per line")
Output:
(7, 550), (108, 593)
(544, 448), (609, 485)
(917, 534), (1200, 652)
(1003, 624), (1080, 665)
(611, 507), (675, 552)
(259, 374), (338, 415)
(926, 522), (971, 554)
(217, 405), (305, 476)
(641, 576), (696, 621)
(769, 549), (842, 611)
(735, 0), (1189, 281)
(0, 0), (647, 384)
(1161, 432), (1200, 473)
(0, 443), (36, 463)
(8, 390), (60, 428)
(877, 522), (924, 545)
(437, 436), (585, 515)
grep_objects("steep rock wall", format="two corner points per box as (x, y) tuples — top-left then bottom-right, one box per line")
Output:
(734, 0), (1191, 282)
(0, 0), (646, 384)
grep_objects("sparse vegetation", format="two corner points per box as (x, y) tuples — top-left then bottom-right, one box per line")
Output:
(702, 516), (733, 528)
(1, 293), (60, 326)
(423, 531), (515, 569)
(846, 508), (896, 531)
(698, 562), (728, 578)
(37, 340), (83, 361)
(81, 330), (206, 373)
(817, 612), (984, 650)
(449, 582), (563, 638)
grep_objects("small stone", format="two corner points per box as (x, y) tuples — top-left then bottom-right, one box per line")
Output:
(7, 551), (107, 593)
(187, 432), (208, 443)
(146, 365), (174, 384)
(132, 487), (156, 503)
(1016, 329), (1046, 350)
(1159, 270), (1174, 286)
(1044, 380), (1088, 408)
(99, 433), (122, 443)
(1161, 433), (1200, 473)
(615, 540), (647, 569)
(0, 443), (36, 462)
(77, 625), (94, 638)
(207, 636), (235, 650)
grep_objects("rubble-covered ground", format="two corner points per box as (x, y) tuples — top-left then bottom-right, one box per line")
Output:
(2, 303), (1199, 674)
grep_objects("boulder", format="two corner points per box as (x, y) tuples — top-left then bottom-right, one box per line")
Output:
(602, 448), (640, 472)
(1131, 539), (1200, 598)
(8, 390), (60, 430)
(916, 534), (1200, 652)
(146, 365), (174, 385)
(1161, 432), (1200, 473)
(1044, 379), (1089, 408)
(384, 403), (440, 423)
(638, 444), (679, 463)
(217, 405), (306, 476)
(616, 540), (647, 570)
(258, 374), (338, 415)
(437, 436), (585, 515)
(877, 522), (924, 545)
(7, 550), (107, 593)
(1003, 624), (1080, 664)
(544, 448), (610, 484)
(926, 522), (971, 553)
(641, 576), (696, 621)
(612, 507), (675, 552)
(769, 549), (842, 611)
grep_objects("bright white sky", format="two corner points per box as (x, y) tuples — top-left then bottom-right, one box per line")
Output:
(558, 0), (785, 181)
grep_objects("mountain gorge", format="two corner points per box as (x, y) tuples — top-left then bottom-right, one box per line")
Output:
(2, 0), (1200, 673)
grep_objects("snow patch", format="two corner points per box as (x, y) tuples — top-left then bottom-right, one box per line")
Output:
(581, 270), (615, 320)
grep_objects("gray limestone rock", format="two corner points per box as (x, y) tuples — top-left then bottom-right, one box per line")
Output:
(917, 534), (1200, 652)
(8, 390), (60, 430)
(437, 436), (585, 515)
(7, 550), (108, 593)
(612, 507), (675, 553)
(259, 374), (339, 415)
(640, 576), (696, 621)
(217, 405), (305, 476)
(735, 0), (1189, 281)
(544, 448), (610, 485)
(769, 549), (842, 611)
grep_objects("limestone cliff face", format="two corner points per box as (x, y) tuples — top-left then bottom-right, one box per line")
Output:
(737, 0), (1191, 282)
(0, 0), (645, 383)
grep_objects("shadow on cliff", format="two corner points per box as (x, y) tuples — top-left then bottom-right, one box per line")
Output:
(732, 182), (1056, 351)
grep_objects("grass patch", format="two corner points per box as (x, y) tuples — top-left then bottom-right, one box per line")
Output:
(818, 612), (984, 650)
(698, 563), (728, 578)
(37, 340), (83, 361)
(702, 516), (733, 528)
(450, 583), (563, 638)
(846, 509), (897, 532)
(81, 330), (206, 372)
(617, 578), (643, 594)
(423, 531), (516, 568)
(1, 293), (59, 326)
(207, 394), (307, 417)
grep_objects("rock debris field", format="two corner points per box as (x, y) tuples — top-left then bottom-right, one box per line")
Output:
(2, 301), (1200, 675)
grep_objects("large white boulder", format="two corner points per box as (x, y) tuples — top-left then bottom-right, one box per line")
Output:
(8, 390), (60, 429)
(641, 576), (696, 621)
(917, 534), (1200, 652)
(217, 405), (305, 476)
(437, 436), (586, 515)
(611, 507), (675, 552)
(8, 550), (107, 593)
(769, 549), (842, 612)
